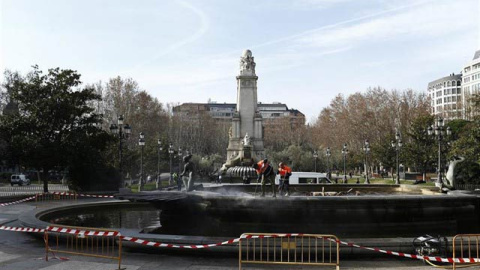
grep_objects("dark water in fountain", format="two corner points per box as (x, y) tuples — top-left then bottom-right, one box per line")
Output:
(45, 204), (163, 233)
(43, 203), (274, 237)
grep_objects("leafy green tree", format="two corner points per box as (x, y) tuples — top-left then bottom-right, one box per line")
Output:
(371, 133), (396, 177)
(0, 66), (112, 192)
(449, 117), (480, 162)
(402, 114), (435, 180)
(446, 94), (480, 185)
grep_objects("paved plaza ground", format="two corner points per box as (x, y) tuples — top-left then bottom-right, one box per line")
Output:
(0, 194), (441, 269)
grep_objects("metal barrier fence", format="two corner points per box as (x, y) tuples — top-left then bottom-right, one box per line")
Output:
(36, 192), (77, 202)
(239, 233), (340, 270)
(0, 184), (69, 197)
(453, 234), (480, 269)
(454, 184), (480, 191)
(44, 226), (123, 270)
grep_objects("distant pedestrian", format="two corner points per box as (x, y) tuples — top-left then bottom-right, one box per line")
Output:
(217, 174), (222, 184)
(180, 154), (195, 192)
(278, 162), (292, 196)
(349, 172), (352, 179)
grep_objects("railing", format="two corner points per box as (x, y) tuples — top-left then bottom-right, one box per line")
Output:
(239, 233), (340, 270)
(35, 192), (77, 202)
(452, 234), (480, 269)
(454, 184), (480, 191)
(44, 225), (123, 269)
(0, 184), (69, 197)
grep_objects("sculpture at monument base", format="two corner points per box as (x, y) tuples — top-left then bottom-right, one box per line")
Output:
(180, 155), (195, 192)
(444, 156), (465, 189)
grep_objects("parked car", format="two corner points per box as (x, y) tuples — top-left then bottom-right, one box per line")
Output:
(10, 174), (31, 186)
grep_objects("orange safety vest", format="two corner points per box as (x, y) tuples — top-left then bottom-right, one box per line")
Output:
(256, 160), (268, 174)
(279, 165), (292, 177)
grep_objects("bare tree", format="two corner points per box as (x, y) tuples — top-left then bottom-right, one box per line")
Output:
(311, 87), (430, 174)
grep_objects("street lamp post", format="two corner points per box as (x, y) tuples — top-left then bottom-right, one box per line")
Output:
(178, 147), (183, 175)
(156, 139), (163, 190)
(391, 130), (403, 185)
(168, 143), (174, 185)
(326, 147), (331, 181)
(427, 118), (451, 188)
(363, 140), (371, 184)
(342, 143), (348, 184)
(109, 115), (131, 188)
(138, 132), (145, 192)
(313, 150), (318, 172)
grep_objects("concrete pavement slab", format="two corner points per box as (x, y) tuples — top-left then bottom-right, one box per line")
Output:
(0, 251), (20, 264)
(39, 261), (139, 270)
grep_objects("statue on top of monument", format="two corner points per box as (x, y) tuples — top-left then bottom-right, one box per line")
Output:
(239, 49), (256, 75)
(243, 133), (251, 146)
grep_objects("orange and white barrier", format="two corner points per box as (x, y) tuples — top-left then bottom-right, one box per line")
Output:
(0, 192), (114, 207)
(1, 225), (480, 267)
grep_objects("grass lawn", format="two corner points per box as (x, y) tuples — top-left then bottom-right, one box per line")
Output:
(366, 178), (436, 186)
(128, 182), (166, 192)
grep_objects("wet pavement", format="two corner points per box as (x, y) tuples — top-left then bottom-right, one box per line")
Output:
(0, 198), (440, 269)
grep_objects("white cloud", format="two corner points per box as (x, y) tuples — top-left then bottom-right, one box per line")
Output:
(296, 0), (474, 49)
(252, 0), (354, 10)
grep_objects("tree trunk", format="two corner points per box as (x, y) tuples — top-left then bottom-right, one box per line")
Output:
(41, 168), (49, 193)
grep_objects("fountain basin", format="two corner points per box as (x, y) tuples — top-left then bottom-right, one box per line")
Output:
(19, 188), (480, 256)
(38, 186), (480, 239)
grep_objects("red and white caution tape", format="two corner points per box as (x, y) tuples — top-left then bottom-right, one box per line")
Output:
(241, 233), (304, 239)
(0, 192), (114, 208)
(0, 225), (45, 233)
(77, 193), (114, 198)
(337, 239), (480, 264)
(119, 235), (239, 249)
(46, 226), (119, 237)
(2, 225), (480, 264)
(0, 195), (36, 207)
(42, 192), (114, 198)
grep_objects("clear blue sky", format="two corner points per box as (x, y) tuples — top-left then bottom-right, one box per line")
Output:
(1, 0), (479, 122)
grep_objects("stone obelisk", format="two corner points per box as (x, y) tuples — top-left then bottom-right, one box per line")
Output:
(222, 50), (265, 171)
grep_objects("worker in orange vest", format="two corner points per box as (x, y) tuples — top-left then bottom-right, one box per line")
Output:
(278, 162), (292, 196)
(253, 159), (276, 197)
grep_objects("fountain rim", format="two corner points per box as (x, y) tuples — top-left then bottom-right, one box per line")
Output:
(17, 191), (480, 254)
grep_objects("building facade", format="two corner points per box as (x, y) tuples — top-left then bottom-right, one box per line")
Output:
(427, 73), (462, 120)
(461, 50), (480, 119)
(173, 102), (306, 126)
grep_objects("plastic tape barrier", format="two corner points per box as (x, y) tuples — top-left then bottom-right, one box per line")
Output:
(2, 227), (480, 264)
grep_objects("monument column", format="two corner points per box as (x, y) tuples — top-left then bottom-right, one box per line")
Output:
(223, 50), (265, 170)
